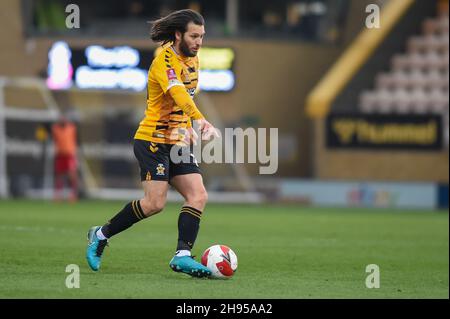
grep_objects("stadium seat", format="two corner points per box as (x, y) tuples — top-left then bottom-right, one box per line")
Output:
(375, 89), (395, 113)
(391, 88), (412, 114)
(409, 88), (429, 114)
(408, 69), (427, 89)
(359, 90), (378, 113)
(428, 88), (449, 114)
(422, 16), (449, 36)
(425, 69), (447, 90)
(408, 35), (448, 54)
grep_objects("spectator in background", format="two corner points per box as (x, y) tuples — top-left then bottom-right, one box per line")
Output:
(52, 115), (78, 202)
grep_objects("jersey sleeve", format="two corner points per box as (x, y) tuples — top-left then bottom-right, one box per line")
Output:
(169, 85), (204, 120)
(151, 55), (184, 94)
(151, 50), (204, 120)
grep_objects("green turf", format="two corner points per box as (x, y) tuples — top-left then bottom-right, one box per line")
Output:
(0, 200), (448, 298)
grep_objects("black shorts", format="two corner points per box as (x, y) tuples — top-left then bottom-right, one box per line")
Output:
(133, 139), (201, 182)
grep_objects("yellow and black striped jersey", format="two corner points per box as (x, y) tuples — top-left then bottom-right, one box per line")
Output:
(134, 44), (203, 144)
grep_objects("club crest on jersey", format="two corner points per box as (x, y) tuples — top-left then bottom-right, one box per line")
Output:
(187, 87), (196, 98)
(156, 164), (166, 176)
(166, 68), (177, 81)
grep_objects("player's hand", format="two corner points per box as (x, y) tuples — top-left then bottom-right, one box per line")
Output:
(193, 118), (220, 140)
(171, 127), (198, 146)
(185, 126), (199, 145)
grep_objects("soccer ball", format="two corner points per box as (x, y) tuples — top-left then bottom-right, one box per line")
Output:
(201, 244), (238, 279)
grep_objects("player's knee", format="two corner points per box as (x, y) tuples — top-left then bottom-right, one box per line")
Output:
(188, 189), (208, 207)
(200, 189), (208, 205)
(140, 198), (166, 217)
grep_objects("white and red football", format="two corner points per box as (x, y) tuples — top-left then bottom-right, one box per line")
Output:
(201, 244), (238, 279)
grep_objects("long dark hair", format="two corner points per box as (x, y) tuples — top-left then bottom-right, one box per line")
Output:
(150, 9), (204, 44)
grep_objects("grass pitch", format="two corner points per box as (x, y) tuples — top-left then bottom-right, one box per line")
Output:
(0, 200), (448, 299)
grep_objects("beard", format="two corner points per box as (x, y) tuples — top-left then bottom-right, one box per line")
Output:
(179, 37), (197, 57)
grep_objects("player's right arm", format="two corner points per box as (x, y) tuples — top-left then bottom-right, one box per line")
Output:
(151, 56), (204, 120)
(151, 55), (219, 140)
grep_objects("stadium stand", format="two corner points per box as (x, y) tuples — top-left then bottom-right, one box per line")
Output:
(359, 11), (449, 116)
